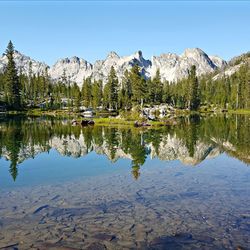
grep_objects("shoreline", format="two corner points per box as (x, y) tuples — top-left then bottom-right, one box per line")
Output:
(1, 108), (250, 127)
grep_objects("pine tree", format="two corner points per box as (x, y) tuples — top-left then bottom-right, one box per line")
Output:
(92, 80), (103, 109)
(119, 69), (132, 110)
(147, 78), (155, 104)
(5, 41), (21, 109)
(188, 65), (200, 110)
(153, 69), (163, 103)
(103, 83), (109, 109)
(106, 66), (118, 110)
(246, 68), (250, 109)
(82, 77), (92, 107)
(28, 61), (33, 101)
(0, 73), (4, 102)
(71, 82), (81, 110)
(130, 64), (146, 108)
(162, 81), (171, 104)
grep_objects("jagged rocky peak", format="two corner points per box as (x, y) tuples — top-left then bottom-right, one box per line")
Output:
(91, 50), (152, 83)
(182, 48), (208, 58)
(53, 56), (92, 67)
(132, 50), (143, 59)
(0, 50), (48, 75)
(209, 55), (227, 68)
(181, 48), (216, 69)
(49, 56), (93, 85)
(58, 56), (81, 64)
(106, 51), (120, 59)
(130, 50), (151, 68)
(148, 48), (225, 82)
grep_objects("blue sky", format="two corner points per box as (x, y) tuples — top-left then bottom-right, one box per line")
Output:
(0, 1), (249, 65)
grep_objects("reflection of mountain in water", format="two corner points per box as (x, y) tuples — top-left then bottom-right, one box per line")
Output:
(0, 114), (249, 180)
(1, 134), (221, 165)
(150, 135), (221, 166)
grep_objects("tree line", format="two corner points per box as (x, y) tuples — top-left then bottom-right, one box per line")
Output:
(0, 41), (249, 111)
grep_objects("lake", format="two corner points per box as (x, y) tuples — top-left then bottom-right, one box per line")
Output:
(0, 114), (249, 249)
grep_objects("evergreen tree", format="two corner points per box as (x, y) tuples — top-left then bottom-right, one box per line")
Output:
(28, 61), (33, 101)
(162, 81), (171, 104)
(92, 80), (103, 109)
(130, 64), (146, 107)
(188, 65), (200, 110)
(71, 82), (81, 110)
(103, 83), (109, 109)
(5, 41), (22, 109)
(119, 70), (132, 110)
(147, 78), (154, 104)
(153, 69), (163, 103)
(106, 66), (118, 110)
(147, 69), (163, 104)
(82, 77), (92, 107)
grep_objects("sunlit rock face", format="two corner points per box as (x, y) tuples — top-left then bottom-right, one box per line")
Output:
(0, 50), (48, 75)
(49, 57), (93, 85)
(0, 48), (226, 86)
(91, 50), (152, 85)
(148, 48), (226, 82)
(209, 55), (227, 68)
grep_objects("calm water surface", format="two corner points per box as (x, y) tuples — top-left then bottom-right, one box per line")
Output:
(0, 115), (249, 249)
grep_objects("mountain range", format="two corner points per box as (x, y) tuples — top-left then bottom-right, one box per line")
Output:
(0, 48), (230, 86)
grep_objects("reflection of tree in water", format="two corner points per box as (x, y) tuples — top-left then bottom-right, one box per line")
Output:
(129, 132), (147, 180)
(131, 165), (140, 180)
(92, 126), (104, 147)
(145, 129), (162, 156)
(104, 127), (119, 161)
(82, 126), (93, 152)
(4, 120), (24, 180)
(185, 115), (200, 157)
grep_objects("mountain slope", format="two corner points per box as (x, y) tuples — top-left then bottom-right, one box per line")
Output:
(213, 51), (250, 80)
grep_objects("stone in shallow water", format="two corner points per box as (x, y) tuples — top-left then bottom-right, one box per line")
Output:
(86, 242), (107, 250)
(51, 195), (60, 201)
(50, 207), (91, 217)
(180, 192), (199, 198)
(174, 233), (193, 242)
(150, 238), (182, 250)
(0, 242), (19, 249)
(33, 205), (49, 214)
(93, 233), (116, 241)
(150, 233), (196, 249)
(174, 172), (184, 177)
(196, 234), (215, 244)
